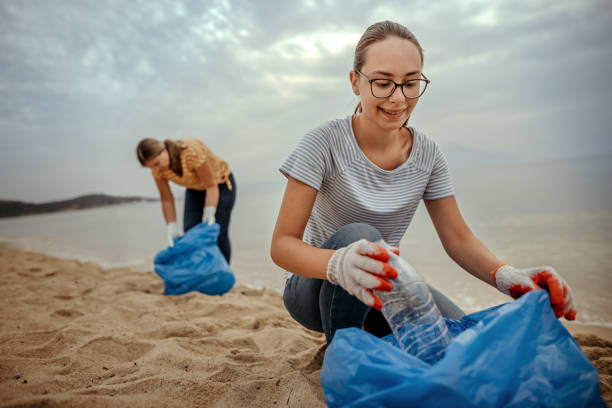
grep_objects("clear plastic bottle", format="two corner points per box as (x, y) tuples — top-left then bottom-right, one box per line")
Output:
(374, 244), (451, 364)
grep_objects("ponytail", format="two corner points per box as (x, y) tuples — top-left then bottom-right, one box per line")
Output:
(163, 139), (187, 176)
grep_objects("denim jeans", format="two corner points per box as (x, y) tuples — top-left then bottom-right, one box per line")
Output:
(183, 173), (236, 263)
(283, 223), (465, 343)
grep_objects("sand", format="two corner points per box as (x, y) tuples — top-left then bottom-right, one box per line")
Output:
(0, 245), (610, 407)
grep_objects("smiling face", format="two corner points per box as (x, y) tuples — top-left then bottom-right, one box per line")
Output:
(144, 149), (170, 172)
(350, 36), (423, 132)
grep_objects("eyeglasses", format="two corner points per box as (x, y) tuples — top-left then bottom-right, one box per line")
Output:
(355, 70), (430, 99)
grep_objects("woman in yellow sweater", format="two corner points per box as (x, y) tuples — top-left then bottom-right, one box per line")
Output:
(136, 138), (235, 263)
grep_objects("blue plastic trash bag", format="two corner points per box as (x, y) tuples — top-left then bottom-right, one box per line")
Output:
(154, 223), (234, 296)
(321, 290), (605, 408)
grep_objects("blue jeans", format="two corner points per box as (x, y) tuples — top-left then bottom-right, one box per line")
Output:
(283, 223), (465, 343)
(183, 173), (236, 264)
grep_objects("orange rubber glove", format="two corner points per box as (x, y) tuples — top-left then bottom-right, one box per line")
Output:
(492, 264), (577, 320)
(326, 239), (398, 310)
(388, 245), (400, 256)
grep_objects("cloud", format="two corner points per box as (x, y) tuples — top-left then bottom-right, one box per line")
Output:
(0, 0), (611, 200)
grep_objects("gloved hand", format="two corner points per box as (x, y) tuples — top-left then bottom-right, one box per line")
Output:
(326, 239), (398, 310)
(492, 264), (577, 320)
(166, 221), (181, 247)
(203, 206), (216, 225)
(374, 239), (400, 256)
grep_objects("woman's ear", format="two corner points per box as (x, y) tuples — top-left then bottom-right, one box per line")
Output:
(349, 71), (360, 96)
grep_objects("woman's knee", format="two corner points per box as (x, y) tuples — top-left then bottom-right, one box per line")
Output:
(319, 280), (370, 342)
(322, 223), (383, 250)
(282, 275), (324, 333)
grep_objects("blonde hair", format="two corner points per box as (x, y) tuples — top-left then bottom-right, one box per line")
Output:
(353, 21), (424, 114)
(136, 138), (187, 176)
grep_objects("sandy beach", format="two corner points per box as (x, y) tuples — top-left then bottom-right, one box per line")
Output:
(0, 245), (610, 407)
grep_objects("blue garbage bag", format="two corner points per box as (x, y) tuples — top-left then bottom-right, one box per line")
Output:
(321, 290), (605, 408)
(154, 223), (234, 296)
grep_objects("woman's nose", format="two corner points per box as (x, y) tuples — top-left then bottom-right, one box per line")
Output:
(388, 85), (405, 102)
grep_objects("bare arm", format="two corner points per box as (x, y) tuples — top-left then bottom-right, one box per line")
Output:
(154, 177), (176, 223)
(270, 177), (335, 279)
(195, 162), (219, 208)
(424, 196), (500, 286)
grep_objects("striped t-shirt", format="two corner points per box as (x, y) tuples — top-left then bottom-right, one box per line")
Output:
(279, 115), (454, 265)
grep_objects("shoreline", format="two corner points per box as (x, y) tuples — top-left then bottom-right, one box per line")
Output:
(0, 246), (610, 406)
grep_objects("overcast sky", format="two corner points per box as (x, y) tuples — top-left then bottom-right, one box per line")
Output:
(1, 0), (611, 201)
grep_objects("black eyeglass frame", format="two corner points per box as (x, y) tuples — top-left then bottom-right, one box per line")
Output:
(355, 70), (430, 99)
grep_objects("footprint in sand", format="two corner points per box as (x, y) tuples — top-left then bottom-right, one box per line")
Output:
(143, 322), (200, 339)
(77, 336), (154, 363)
(51, 309), (84, 318)
(228, 348), (263, 364)
(53, 293), (76, 300)
(8, 329), (76, 359)
(227, 336), (260, 351)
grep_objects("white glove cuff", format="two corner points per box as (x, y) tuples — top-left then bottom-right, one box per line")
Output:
(167, 221), (180, 237)
(203, 206), (216, 224)
(326, 247), (347, 285)
(493, 264), (518, 295)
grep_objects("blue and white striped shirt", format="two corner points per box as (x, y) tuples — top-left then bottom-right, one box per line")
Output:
(280, 115), (453, 266)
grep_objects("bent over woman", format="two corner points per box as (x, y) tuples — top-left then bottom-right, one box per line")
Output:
(137, 138), (236, 263)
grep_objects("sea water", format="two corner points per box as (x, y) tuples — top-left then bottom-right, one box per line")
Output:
(0, 155), (610, 325)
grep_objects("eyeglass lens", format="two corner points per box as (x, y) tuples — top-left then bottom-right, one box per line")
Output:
(371, 79), (427, 98)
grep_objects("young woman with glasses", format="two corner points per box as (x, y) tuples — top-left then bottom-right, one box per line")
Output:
(270, 21), (577, 344)
(136, 138), (236, 263)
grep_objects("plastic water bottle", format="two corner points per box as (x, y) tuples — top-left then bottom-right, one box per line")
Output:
(374, 244), (451, 364)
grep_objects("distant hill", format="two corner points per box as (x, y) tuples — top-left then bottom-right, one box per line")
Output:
(0, 194), (157, 218)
